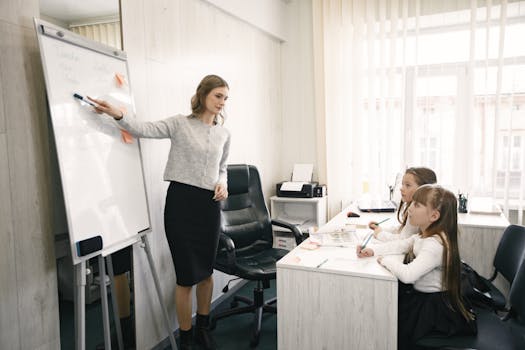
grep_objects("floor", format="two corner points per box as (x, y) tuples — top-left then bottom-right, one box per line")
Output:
(59, 280), (278, 350)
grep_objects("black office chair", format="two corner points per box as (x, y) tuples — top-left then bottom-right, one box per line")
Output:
(211, 164), (304, 347)
(479, 224), (525, 311)
(416, 257), (525, 350)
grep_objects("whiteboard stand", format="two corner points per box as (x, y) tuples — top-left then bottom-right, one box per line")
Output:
(98, 255), (112, 350)
(74, 262), (86, 350)
(74, 256), (120, 350)
(106, 255), (125, 350)
(141, 235), (178, 349)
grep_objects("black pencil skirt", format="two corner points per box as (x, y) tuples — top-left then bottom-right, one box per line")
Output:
(164, 181), (221, 287)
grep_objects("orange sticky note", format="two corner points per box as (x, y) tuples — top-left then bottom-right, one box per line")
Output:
(120, 129), (133, 144)
(115, 73), (126, 87)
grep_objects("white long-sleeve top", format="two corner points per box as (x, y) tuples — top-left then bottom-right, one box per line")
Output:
(117, 114), (230, 191)
(372, 234), (445, 293)
(376, 203), (418, 241)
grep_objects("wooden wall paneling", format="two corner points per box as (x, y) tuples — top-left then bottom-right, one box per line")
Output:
(134, 59), (179, 350)
(0, 132), (20, 350)
(0, 49), (5, 134)
(143, 0), (170, 63)
(122, 0), (285, 347)
(0, 0), (39, 28)
(0, 21), (59, 350)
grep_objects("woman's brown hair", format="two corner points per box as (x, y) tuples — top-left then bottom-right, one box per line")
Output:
(413, 184), (474, 321)
(398, 167), (437, 227)
(190, 74), (229, 125)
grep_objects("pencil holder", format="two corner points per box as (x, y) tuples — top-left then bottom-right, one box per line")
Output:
(458, 193), (468, 213)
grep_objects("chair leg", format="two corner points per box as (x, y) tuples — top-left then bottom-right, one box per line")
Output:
(266, 296), (277, 305)
(234, 295), (253, 306)
(212, 304), (255, 324)
(250, 305), (264, 348)
(212, 281), (277, 347)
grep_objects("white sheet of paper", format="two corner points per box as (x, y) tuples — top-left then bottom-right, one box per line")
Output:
(292, 163), (313, 182)
(280, 181), (305, 191)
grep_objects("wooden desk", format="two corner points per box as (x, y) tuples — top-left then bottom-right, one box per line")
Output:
(458, 211), (510, 296)
(276, 206), (510, 350)
(276, 209), (399, 350)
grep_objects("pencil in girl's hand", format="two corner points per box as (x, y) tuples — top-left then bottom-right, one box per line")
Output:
(374, 218), (390, 226)
(360, 232), (373, 251)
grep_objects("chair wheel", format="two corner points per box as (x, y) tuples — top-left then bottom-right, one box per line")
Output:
(230, 300), (239, 308)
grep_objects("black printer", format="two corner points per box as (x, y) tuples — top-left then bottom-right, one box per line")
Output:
(276, 182), (317, 198)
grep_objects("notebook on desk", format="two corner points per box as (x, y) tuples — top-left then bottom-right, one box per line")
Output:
(357, 199), (397, 213)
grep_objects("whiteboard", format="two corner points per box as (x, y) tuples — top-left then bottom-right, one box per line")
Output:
(34, 19), (150, 264)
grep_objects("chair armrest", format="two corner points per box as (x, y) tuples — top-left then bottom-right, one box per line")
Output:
(271, 219), (304, 245)
(218, 233), (236, 266)
(488, 270), (498, 282)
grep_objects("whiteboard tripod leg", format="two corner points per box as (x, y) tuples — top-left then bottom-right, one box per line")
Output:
(98, 255), (112, 349)
(106, 255), (125, 350)
(141, 235), (178, 350)
(74, 261), (86, 350)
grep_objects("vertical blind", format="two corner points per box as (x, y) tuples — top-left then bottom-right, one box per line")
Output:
(313, 0), (525, 221)
(70, 20), (122, 50)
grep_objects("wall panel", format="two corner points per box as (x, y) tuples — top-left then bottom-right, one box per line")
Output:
(122, 0), (284, 347)
(0, 132), (20, 350)
(0, 5), (60, 348)
(0, 0), (39, 28)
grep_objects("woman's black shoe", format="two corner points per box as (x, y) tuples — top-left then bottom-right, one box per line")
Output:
(179, 327), (194, 350)
(195, 314), (216, 350)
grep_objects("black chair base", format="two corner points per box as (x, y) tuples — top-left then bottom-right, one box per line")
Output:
(211, 281), (276, 348)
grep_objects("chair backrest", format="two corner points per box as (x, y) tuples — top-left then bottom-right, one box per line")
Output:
(494, 225), (525, 283)
(220, 164), (273, 251)
(509, 257), (525, 323)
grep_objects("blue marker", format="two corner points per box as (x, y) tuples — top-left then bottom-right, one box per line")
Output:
(73, 93), (97, 107)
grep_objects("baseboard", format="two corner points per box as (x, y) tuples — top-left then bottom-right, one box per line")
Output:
(151, 279), (249, 350)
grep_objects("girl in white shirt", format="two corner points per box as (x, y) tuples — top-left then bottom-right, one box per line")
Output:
(358, 184), (476, 349)
(370, 167), (436, 241)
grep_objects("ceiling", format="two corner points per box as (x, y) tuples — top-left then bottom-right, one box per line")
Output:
(40, 0), (119, 22)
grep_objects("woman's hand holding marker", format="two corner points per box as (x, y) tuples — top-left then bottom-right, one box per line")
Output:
(87, 96), (124, 120)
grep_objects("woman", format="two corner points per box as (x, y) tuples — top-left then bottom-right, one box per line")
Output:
(90, 74), (231, 350)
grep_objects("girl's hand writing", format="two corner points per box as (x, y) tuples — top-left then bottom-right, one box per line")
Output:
(213, 183), (228, 201)
(356, 245), (374, 258)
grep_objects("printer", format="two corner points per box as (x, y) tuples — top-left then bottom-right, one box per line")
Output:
(276, 182), (317, 198)
(277, 164), (326, 198)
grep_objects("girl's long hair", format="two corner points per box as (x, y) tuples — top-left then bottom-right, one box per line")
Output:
(413, 184), (474, 321)
(398, 167), (437, 228)
(190, 74), (229, 125)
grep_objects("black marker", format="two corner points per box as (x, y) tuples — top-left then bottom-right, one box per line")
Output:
(73, 93), (97, 107)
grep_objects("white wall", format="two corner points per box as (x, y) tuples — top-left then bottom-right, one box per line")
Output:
(120, 0), (312, 348)
(280, 0), (318, 182)
(204, 0), (289, 41)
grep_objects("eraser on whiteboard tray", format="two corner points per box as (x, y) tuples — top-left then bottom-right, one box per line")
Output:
(76, 236), (103, 256)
